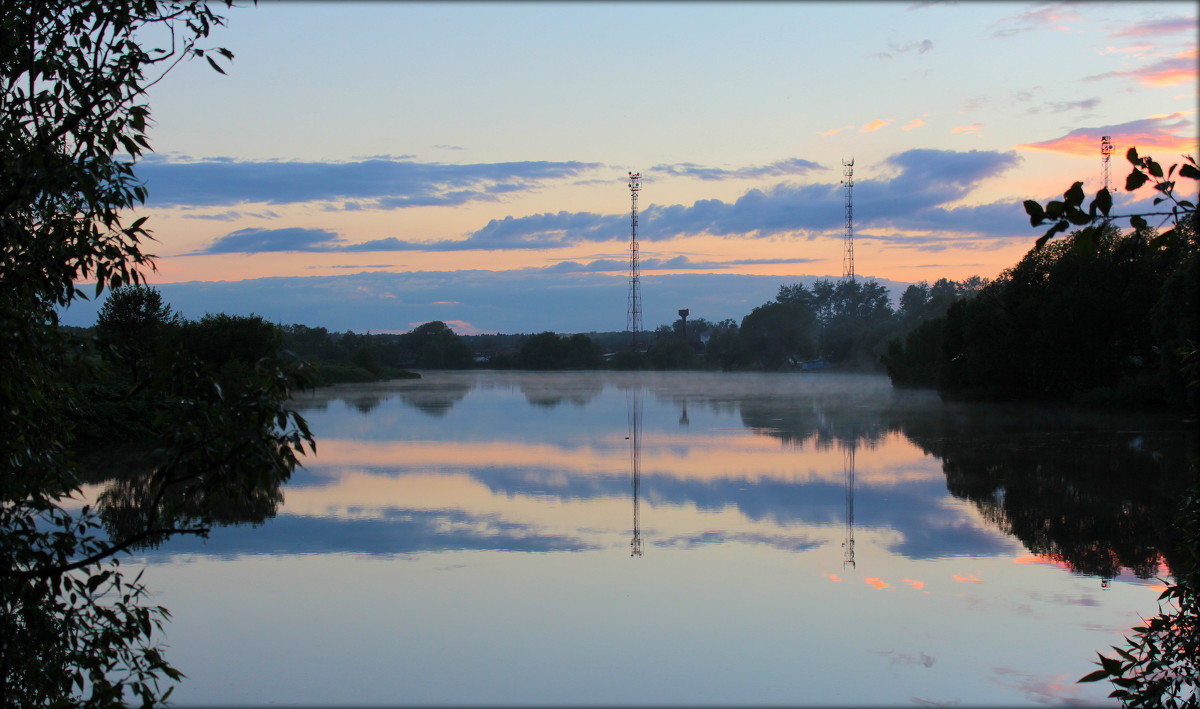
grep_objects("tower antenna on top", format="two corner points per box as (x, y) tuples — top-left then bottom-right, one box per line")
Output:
(626, 172), (643, 351)
(842, 158), (855, 282)
(1101, 135), (1114, 194)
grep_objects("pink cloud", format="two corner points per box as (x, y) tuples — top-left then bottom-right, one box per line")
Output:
(952, 123), (983, 135)
(865, 577), (891, 589)
(860, 119), (892, 133)
(1018, 112), (1195, 157)
(1110, 17), (1199, 38)
(992, 3), (1082, 38)
(903, 579), (926, 590)
(952, 573), (982, 584)
(1087, 49), (1200, 88)
(826, 573), (842, 582)
(443, 320), (490, 335)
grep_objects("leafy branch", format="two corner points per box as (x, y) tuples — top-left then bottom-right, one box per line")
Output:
(1078, 485), (1199, 707)
(1024, 148), (1199, 250)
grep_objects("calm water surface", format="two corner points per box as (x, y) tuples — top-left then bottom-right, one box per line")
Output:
(129, 371), (1194, 707)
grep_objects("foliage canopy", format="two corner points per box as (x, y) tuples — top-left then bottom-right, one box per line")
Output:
(1, 2), (316, 706)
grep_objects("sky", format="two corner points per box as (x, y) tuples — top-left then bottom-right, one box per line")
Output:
(61, 1), (1199, 334)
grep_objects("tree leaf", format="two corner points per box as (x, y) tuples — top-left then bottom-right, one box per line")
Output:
(1099, 655), (1123, 675)
(1024, 200), (1046, 225)
(1126, 170), (1150, 191)
(1079, 669), (1110, 683)
(1064, 181), (1085, 208)
(1066, 209), (1093, 226)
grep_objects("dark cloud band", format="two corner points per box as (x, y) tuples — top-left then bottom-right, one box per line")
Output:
(139, 155), (602, 208)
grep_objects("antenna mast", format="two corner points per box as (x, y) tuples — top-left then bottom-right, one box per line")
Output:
(842, 159), (855, 282)
(1101, 135), (1113, 194)
(842, 442), (856, 568)
(628, 388), (644, 557)
(626, 172), (643, 350)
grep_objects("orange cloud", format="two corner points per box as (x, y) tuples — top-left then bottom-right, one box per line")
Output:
(1012, 554), (1069, 568)
(1014, 554), (1172, 579)
(1018, 112), (1195, 157)
(860, 119), (892, 133)
(826, 573), (842, 582)
(819, 124), (855, 137)
(952, 123), (983, 134)
(900, 119), (926, 131)
(903, 579), (925, 590)
(952, 573), (982, 584)
(865, 577), (891, 589)
(1097, 43), (1155, 56)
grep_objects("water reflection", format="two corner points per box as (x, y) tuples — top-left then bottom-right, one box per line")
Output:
(842, 442), (856, 569)
(520, 374), (604, 408)
(131, 371), (1192, 583)
(897, 401), (1194, 581)
(135, 371), (1196, 707)
(293, 375), (473, 417)
(628, 387), (643, 558)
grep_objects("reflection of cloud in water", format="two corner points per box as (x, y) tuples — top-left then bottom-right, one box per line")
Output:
(139, 508), (595, 560)
(282, 460), (1011, 562)
(281, 372), (1188, 581)
(652, 531), (824, 552)
(989, 666), (1098, 707)
(872, 649), (936, 668)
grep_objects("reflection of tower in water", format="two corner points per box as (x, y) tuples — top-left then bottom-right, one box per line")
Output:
(628, 388), (644, 557)
(842, 442), (856, 568)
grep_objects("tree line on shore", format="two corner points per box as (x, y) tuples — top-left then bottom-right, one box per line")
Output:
(68, 275), (974, 382)
(886, 217), (1197, 409)
(75, 208), (1197, 413)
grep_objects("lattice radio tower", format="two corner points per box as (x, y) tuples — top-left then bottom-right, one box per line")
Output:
(1101, 135), (1114, 193)
(626, 172), (643, 350)
(842, 159), (855, 282)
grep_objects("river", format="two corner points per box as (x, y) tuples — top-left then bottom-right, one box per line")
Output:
(127, 370), (1194, 706)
